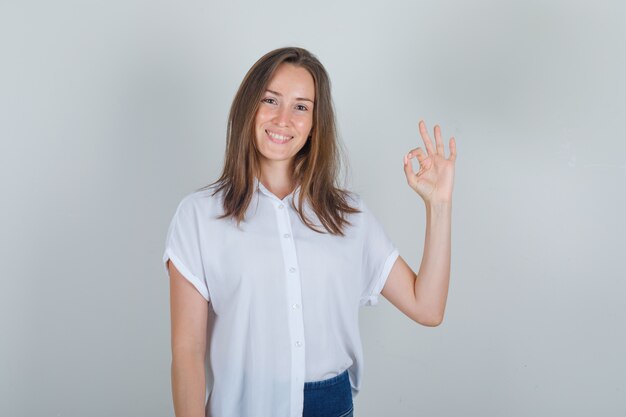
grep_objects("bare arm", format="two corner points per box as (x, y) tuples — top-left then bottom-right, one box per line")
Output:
(168, 260), (208, 417)
(381, 202), (451, 326)
(381, 120), (456, 326)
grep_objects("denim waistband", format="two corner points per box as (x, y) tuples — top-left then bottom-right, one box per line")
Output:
(303, 369), (350, 390)
(303, 369), (353, 417)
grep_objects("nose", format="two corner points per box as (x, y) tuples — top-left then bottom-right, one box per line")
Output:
(273, 104), (291, 127)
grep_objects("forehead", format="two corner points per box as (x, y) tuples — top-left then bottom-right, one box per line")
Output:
(266, 63), (315, 98)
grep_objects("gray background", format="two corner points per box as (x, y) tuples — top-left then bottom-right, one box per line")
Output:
(1, 0), (624, 416)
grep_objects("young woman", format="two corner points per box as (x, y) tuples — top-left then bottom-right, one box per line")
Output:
(163, 46), (457, 417)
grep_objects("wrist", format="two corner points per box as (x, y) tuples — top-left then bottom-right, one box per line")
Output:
(424, 199), (452, 209)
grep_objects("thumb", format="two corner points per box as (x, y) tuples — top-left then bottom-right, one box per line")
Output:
(403, 148), (425, 186)
(403, 151), (416, 187)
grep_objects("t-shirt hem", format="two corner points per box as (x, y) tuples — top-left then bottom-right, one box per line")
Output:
(163, 248), (210, 302)
(359, 248), (399, 307)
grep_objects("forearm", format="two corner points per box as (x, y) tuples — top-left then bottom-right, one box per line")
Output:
(171, 350), (206, 417)
(414, 201), (452, 325)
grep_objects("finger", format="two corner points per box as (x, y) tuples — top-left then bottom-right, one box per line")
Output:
(449, 137), (457, 162)
(408, 147), (427, 164)
(419, 120), (436, 155)
(403, 151), (417, 186)
(434, 125), (444, 155)
(405, 147), (427, 178)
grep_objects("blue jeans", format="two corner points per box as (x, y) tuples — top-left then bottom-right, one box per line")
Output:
(302, 369), (354, 417)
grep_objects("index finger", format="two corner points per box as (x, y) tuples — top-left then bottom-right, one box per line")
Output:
(418, 120), (436, 155)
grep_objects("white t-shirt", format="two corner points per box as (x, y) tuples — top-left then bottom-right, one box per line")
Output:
(162, 177), (399, 417)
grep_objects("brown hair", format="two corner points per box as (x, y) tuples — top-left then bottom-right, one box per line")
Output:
(199, 46), (360, 236)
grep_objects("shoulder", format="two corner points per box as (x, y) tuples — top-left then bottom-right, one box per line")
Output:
(341, 189), (362, 210)
(343, 191), (384, 232)
(343, 190), (376, 217)
(174, 184), (223, 218)
(336, 189), (369, 232)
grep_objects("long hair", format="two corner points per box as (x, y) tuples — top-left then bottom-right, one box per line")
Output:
(199, 46), (360, 236)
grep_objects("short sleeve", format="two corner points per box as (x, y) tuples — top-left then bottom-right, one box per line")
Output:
(359, 199), (399, 307)
(162, 196), (211, 302)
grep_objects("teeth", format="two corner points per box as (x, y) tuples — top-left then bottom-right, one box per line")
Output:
(266, 130), (292, 141)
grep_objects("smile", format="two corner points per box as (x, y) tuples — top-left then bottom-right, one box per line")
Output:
(265, 129), (293, 144)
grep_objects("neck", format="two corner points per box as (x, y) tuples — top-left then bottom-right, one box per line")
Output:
(258, 160), (297, 200)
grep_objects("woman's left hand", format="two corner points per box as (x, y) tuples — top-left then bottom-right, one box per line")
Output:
(403, 120), (457, 205)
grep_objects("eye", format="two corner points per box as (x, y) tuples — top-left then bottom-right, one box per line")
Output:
(295, 104), (308, 111)
(262, 97), (277, 105)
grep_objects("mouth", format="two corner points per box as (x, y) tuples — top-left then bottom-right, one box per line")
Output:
(265, 129), (294, 144)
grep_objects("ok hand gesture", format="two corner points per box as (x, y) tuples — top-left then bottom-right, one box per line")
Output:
(403, 120), (457, 205)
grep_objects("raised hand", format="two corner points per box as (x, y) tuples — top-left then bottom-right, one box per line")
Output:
(403, 120), (457, 204)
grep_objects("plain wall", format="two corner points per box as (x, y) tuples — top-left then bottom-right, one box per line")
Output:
(1, 0), (624, 416)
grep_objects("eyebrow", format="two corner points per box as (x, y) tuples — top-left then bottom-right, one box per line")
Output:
(265, 89), (314, 104)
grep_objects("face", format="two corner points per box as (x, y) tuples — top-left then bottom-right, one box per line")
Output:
(253, 63), (315, 171)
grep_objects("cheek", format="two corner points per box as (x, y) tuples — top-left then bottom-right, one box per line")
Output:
(296, 117), (313, 133)
(254, 116), (266, 142)
(255, 108), (271, 125)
